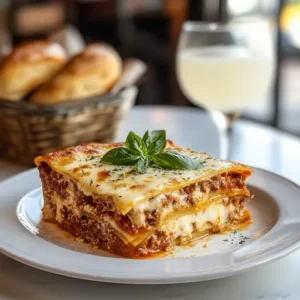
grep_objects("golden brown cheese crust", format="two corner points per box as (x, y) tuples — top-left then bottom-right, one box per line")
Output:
(30, 43), (122, 104)
(35, 141), (180, 167)
(0, 40), (67, 101)
(35, 142), (124, 167)
(35, 141), (252, 215)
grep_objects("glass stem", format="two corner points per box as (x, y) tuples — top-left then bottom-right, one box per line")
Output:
(210, 111), (240, 160)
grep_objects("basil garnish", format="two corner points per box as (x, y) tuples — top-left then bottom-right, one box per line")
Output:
(151, 150), (201, 170)
(100, 147), (139, 165)
(143, 130), (166, 155)
(137, 156), (149, 173)
(125, 131), (147, 155)
(101, 130), (202, 173)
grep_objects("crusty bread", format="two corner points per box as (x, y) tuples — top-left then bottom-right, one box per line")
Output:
(0, 40), (67, 101)
(30, 43), (122, 104)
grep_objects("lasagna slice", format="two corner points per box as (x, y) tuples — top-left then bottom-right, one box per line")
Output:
(35, 141), (252, 258)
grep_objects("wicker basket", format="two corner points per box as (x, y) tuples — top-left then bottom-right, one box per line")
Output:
(0, 87), (137, 165)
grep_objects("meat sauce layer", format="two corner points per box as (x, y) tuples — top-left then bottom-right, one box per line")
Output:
(39, 162), (249, 235)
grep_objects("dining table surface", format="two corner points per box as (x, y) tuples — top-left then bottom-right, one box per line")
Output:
(1, 105), (300, 300)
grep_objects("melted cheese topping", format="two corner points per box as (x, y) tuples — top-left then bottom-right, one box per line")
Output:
(35, 142), (251, 214)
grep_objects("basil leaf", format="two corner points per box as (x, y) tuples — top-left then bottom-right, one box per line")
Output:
(101, 147), (140, 165)
(137, 157), (149, 173)
(142, 131), (149, 145)
(151, 150), (202, 170)
(145, 130), (167, 155)
(125, 131), (147, 155)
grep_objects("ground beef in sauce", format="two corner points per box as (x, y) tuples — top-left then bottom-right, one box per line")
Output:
(46, 200), (248, 258)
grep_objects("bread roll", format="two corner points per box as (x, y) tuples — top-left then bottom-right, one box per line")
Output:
(0, 40), (67, 101)
(30, 43), (122, 104)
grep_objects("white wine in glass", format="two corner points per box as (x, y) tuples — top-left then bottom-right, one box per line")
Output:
(176, 21), (274, 158)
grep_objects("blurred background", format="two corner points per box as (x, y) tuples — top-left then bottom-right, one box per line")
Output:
(1, 0), (300, 135)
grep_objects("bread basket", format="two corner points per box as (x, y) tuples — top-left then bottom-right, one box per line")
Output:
(0, 58), (145, 165)
(0, 86), (137, 165)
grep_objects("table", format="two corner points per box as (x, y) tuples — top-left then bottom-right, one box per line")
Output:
(1, 106), (300, 300)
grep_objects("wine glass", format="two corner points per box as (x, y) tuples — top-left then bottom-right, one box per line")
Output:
(176, 20), (274, 159)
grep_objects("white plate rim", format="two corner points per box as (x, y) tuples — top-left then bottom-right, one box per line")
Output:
(1, 167), (300, 284)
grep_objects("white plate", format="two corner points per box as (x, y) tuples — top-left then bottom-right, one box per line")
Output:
(1, 168), (300, 284)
